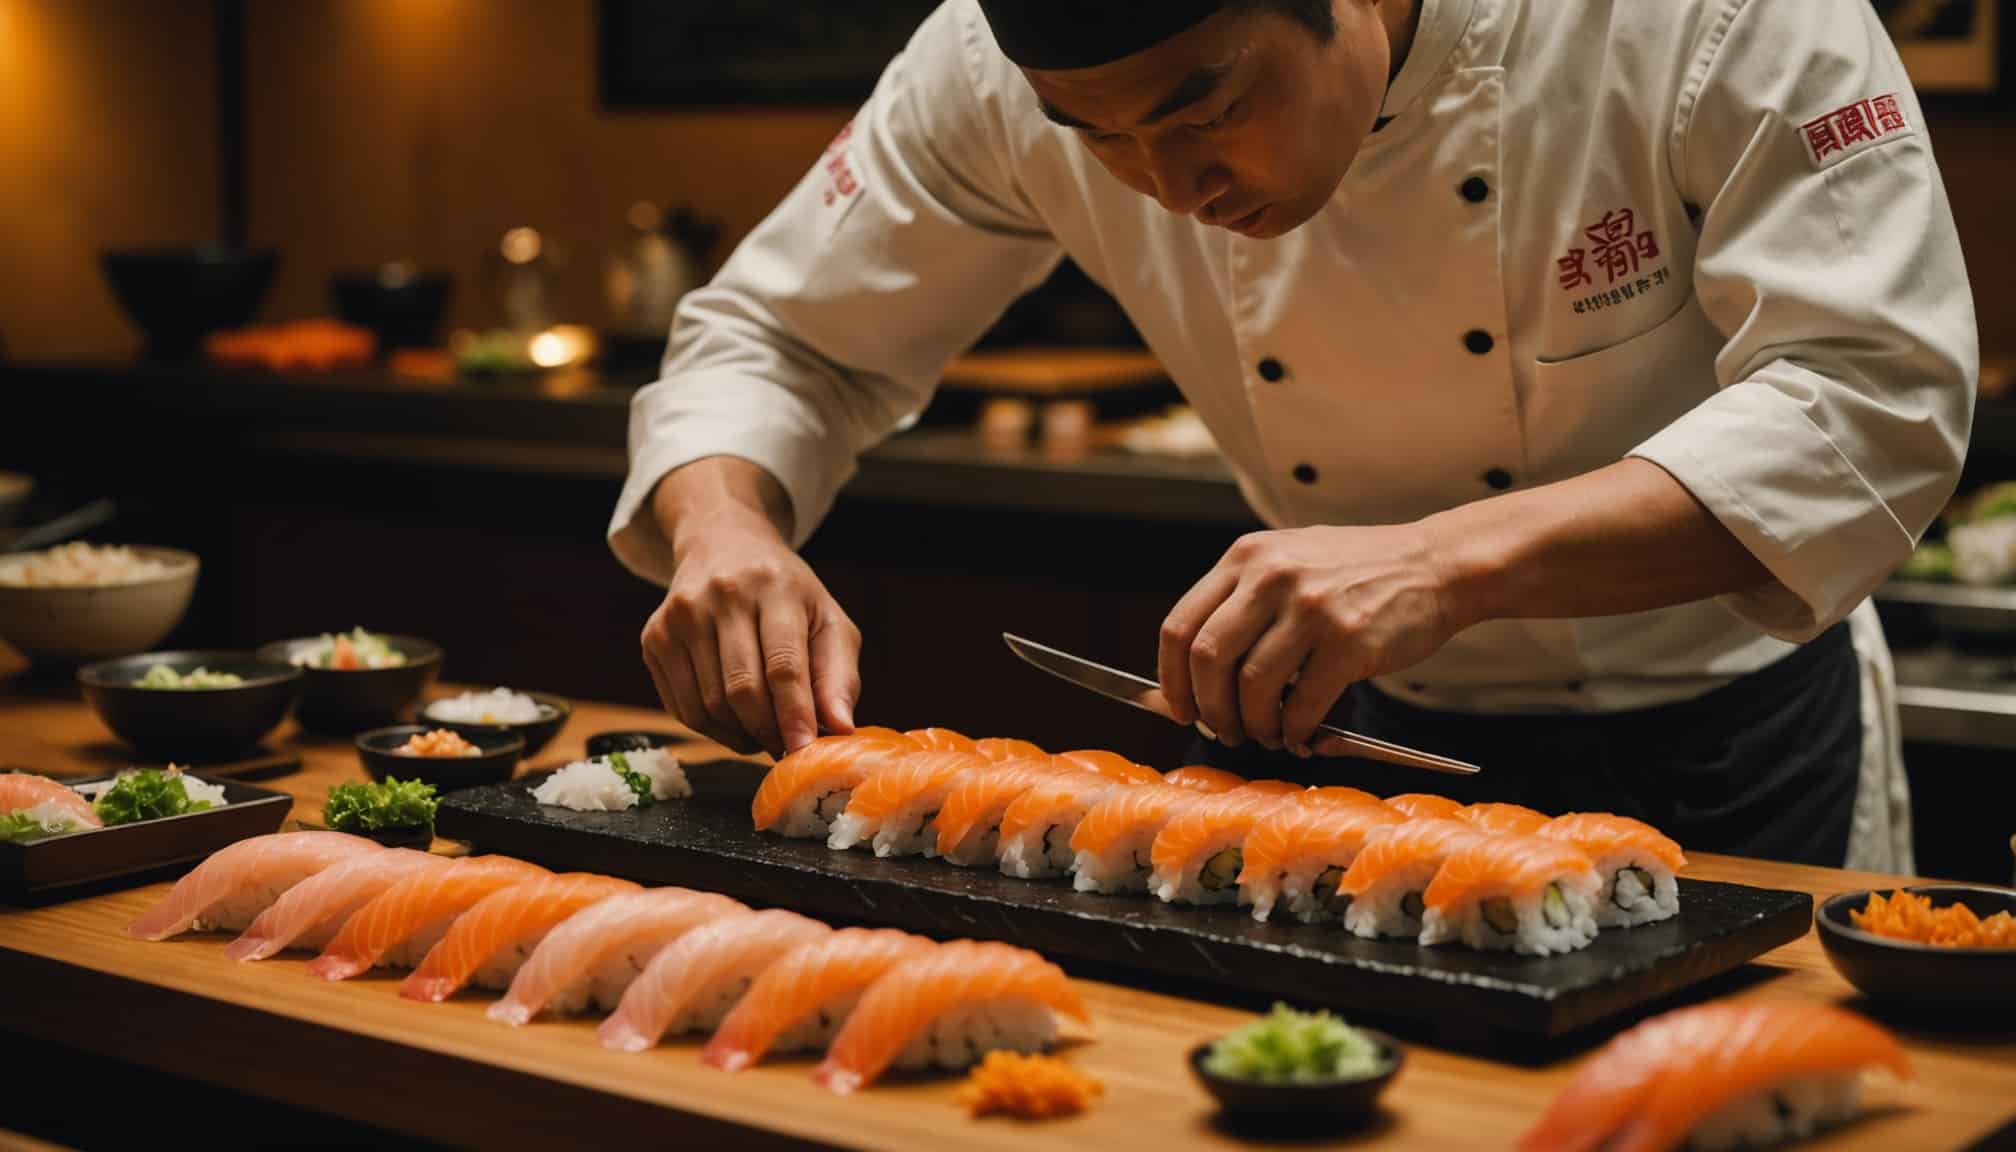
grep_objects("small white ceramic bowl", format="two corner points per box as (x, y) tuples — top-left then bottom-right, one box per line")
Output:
(0, 545), (200, 663)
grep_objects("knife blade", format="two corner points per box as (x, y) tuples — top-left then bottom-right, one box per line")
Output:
(1001, 632), (1480, 776)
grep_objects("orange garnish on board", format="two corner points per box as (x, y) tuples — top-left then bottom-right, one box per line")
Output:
(1849, 890), (2016, 948)
(955, 1051), (1103, 1120)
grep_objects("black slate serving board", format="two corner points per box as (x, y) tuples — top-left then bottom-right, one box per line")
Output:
(438, 760), (1812, 1039)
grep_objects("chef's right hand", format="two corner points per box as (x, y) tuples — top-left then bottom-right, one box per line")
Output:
(639, 464), (862, 759)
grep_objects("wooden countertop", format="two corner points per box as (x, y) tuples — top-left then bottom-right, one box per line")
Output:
(1, 679), (2012, 1151)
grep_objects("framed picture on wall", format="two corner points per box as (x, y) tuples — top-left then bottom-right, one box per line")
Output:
(1870, 0), (2010, 113)
(599, 0), (940, 108)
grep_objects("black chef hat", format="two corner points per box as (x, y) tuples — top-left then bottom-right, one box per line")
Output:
(976, 0), (1229, 70)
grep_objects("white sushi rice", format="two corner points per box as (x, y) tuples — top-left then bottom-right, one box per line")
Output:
(1150, 833), (1250, 906)
(189, 862), (335, 935)
(426, 687), (551, 725)
(531, 749), (690, 811)
(768, 989), (868, 1055)
(471, 929), (554, 991)
(1342, 860), (1444, 940)
(1419, 872), (1602, 956)
(1687, 1074), (1863, 1152)
(1072, 833), (1158, 895)
(999, 820), (1080, 880)
(772, 784), (855, 839)
(941, 822), (1001, 868)
(540, 929), (699, 1016)
(663, 973), (760, 1036)
(889, 997), (1060, 1071)
(384, 919), (456, 969)
(1245, 859), (1354, 924)
(1590, 849), (1681, 928)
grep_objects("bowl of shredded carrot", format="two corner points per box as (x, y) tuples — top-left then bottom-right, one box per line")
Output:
(1817, 884), (2016, 1009)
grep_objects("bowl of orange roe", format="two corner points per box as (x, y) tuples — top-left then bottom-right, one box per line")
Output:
(356, 724), (522, 792)
(1816, 884), (2016, 1009)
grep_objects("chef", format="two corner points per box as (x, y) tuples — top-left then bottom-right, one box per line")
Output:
(609, 0), (1976, 871)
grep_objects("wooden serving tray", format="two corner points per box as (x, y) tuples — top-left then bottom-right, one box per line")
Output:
(438, 761), (1811, 1041)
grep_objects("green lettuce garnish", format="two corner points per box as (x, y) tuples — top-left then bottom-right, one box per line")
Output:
(323, 777), (440, 833)
(0, 810), (61, 842)
(1203, 1003), (1386, 1084)
(94, 769), (211, 826)
(608, 752), (655, 808)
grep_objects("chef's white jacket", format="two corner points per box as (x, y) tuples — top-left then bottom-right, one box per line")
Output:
(610, 0), (1978, 870)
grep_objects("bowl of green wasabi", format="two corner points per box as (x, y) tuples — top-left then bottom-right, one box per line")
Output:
(78, 649), (303, 760)
(1188, 1003), (1403, 1127)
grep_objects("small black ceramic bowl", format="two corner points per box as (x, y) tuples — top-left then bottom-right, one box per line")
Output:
(417, 690), (571, 759)
(78, 650), (303, 760)
(1816, 885), (2016, 1009)
(1188, 1030), (1404, 1129)
(355, 724), (523, 792)
(256, 634), (443, 735)
(584, 729), (689, 759)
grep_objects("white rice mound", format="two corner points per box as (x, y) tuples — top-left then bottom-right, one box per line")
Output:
(1071, 835), (1155, 894)
(531, 750), (689, 811)
(426, 687), (550, 725)
(1150, 834), (1247, 906)
(773, 785), (854, 839)
(1592, 849), (1681, 928)
(1419, 872), (1602, 956)
(998, 816), (1083, 880)
(826, 811), (876, 852)
(1688, 1074), (1864, 1152)
(1342, 860), (1442, 940)
(889, 997), (1060, 1071)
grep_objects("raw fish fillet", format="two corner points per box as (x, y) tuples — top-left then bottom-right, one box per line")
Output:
(306, 855), (548, 981)
(489, 887), (747, 1025)
(401, 872), (641, 1002)
(703, 927), (935, 1070)
(0, 772), (100, 828)
(1453, 802), (1550, 836)
(598, 909), (832, 1052)
(226, 848), (445, 960)
(749, 730), (921, 832)
(127, 831), (379, 941)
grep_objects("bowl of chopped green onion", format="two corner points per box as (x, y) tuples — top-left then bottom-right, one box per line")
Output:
(78, 649), (303, 760)
(1188, 1003), (1403, 1126)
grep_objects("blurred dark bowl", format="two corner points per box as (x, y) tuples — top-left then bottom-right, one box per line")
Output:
(78, 650), (303, 760)
(100, 247), (278, 361)
(1188, 1031), (1403, 1130)
(330, 267), (452, 354)
(255, 634), (443, 735)
(418, 690), (571, 759)
(356, 724), (522, 792)
(1816, 885), (2016, 1011)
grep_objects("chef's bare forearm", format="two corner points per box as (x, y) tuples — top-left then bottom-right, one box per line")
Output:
(650, 457), (797, 562)
(1425, 458), (1773, 631)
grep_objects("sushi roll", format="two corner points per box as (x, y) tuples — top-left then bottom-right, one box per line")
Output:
(1052, 749), (1162, 784)
(599, 909), (833, 1052)
(934, 757), (1068, 867)
(813, 939), (1091, 1095)
(997, 770), (1133, 880)
(1159, 765), (1249, 793)
(826, 748), (992, 857)
(1238, 800), (1405, 923)
(401, 873), (641, 1002)
(1453, 801), (1551, 836)
(750, 729), (923, 838)
(1335, 818), (1487, 940)
(1149, 786), (1304, 905)
(972, 737), (1047, 763)
(703, 927), (937, 1071)
(1519, 1000), (1910, 1152)
(905, 727), (978, 753)
(306, 855), (550, 980)
(1070, 783), (1204, 894)
(127, 830), (381, 941)
(1420, 834), (1601, 955)
(1539, 812), (1688, 928)
(490, 888), (748, 1024)
(226, 848), (448, 960)
(1383, 793), (1462, 821)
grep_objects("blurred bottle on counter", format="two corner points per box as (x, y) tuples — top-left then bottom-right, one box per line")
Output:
(490, 226), (563, 334)
(603, 202), (721, 376)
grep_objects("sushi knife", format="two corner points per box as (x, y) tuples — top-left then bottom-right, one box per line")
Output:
(1001, 632), (1481, 776)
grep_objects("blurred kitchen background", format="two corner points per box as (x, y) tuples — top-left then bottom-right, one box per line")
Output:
(1, 1), (2013, 881)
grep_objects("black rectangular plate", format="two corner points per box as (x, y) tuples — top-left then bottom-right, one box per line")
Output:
(1, 776), (293, 905)
(437, 761), (1812, 1038)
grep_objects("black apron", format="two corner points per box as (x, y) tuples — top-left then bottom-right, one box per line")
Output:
(1186, 622), (1860, 867)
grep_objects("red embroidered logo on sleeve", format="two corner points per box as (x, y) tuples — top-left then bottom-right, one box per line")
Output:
(1801, 94), (1912, 168)
(813, 121), (866, 241)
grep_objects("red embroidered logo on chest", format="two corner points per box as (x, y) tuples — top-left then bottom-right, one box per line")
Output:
(1801, 94), (1910, 167)
(1557, 209), (1671, 315)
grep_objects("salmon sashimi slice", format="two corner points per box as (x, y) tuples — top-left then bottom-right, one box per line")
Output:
(814, 939), (1091, 1095)
(489, 888), (748, 1025)
(972, 737), (1047, 763)
(1340, 819), (1487, 894)
(1238, 800), (1406, 922)
(127, 831), (381, 941)
(1453, 802), (1551, 836)
(1148, 787), (1303, 904)
(996, 770), (1133, 880)
(1519, 1001), (1911, 1152)
(1159, 765), (1248, 793)
(934, 757), (1068, 866)
(598, 909), (833, 1052)
(1301, 785), (1388, 810)
(1425, 835), (1597, 909)
(826, 748), (992, 855)
(306, 855), (549, 981)
(402, 872), (642, 1002)
(226, 848), (446, 960)
(1538, 812), (1687, 873)
(702, 927), (937, 1071)
(1383, 793), (1462, 821)
(0, 772), (101, 828)
(1052, 749), (1161, 784)
(750, 730), (922, 835)
(904, 727), (977, 752)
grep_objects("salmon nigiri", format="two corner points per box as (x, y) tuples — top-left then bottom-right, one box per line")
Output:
(1052, 749), (1161, 784)
(1302, 785), (1390, 811)
(599, 909), (832, 1052)
(0, 772), (101, 830)
(306, 855), (549, 980)
(703, 927), (936, 1071)
(490, 887), (747, 1025)
(1519, 1001), (1911, 1152)
(934, 757), (1066, 867)
(1238, 800), (1405, 923)
(1539, 812), (1688, 927)
(814, 939), (1091, 1095)
(127, 831), (380, 941)
(972, 737), (1046, 764)
(226, 848), (446, 960)
(1421, 833), (1601, 954)
(1160, 765), (1248, 793)
(905, 727), (977, 753)
(997, 770), (1134, 881)
(1149, 786), (1304, 905)
(1335, 817), (1487, 940)
(1454, 801), (1551, 836)
(826, 748), (991, 857)
(750, 729), (922, 838)
(1384, 793), (1462, 821)
(401, 872), (641, 1002)
(1070, 783), (1205, 894)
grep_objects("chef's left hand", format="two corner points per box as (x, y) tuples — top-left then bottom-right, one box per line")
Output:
(1158, 524), (1463, 752)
